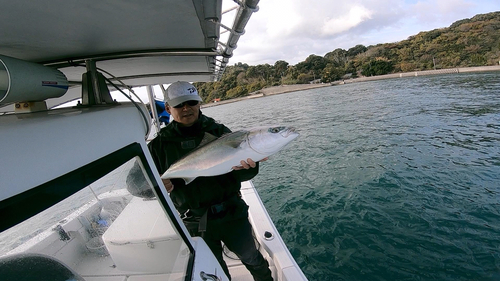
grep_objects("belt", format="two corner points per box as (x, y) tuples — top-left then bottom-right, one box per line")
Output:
(184, 194), (240, 235)
(209, 199), (231, 215)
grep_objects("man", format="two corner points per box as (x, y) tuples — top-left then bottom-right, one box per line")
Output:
(148, 81), (273, 281)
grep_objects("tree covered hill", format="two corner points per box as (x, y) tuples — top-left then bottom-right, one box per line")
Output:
(195, 11), (500, 103)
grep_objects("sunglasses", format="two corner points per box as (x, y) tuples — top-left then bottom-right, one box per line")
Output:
(173, 100), (200, 108)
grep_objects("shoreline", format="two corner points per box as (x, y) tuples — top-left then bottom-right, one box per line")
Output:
(202, 83), (331, 108)
(202, 65), (500, 108)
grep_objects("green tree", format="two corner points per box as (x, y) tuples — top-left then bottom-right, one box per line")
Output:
(274, 60), (289, 83)
(361, 60), (394, 76)
(321, 63), (344, 82)
(226, 86), (248, 98)
(297, 73), (313, 84)
(324, 48), (347, 67)
(347, 44), (367, 57)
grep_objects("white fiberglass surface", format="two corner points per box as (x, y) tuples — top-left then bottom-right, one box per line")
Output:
(0, 157), (190, 280)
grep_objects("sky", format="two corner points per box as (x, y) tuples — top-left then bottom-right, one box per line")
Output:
(223, 0), (500, 66)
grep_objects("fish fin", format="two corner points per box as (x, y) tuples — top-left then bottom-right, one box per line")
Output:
(183, 177), (197, 185)
(225, 131), (248, 138)
(216, 130), (248, 149)
(225, 140), (242, 148)
(198, 132), (218, 147)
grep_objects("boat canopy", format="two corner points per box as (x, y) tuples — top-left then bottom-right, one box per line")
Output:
(0, 0), (258, 111)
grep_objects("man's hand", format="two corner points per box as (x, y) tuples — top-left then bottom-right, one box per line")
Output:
(232, 157), (268, 170)
(162, 178), (174, 193)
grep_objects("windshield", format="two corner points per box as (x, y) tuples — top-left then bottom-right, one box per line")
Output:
(0, 157), (191, 280)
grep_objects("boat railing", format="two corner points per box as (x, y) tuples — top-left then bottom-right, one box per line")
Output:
(214, 0), (260, 80)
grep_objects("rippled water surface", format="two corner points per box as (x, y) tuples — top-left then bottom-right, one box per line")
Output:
(203, 72), (500, 281)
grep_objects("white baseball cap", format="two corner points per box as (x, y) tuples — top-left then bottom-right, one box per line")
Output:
(164, 81), (202, 107)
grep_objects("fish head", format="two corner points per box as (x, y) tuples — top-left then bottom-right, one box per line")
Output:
(247, 126), (299, 155)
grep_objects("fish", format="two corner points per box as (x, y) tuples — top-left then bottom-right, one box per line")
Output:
(161, 126), (299, 184)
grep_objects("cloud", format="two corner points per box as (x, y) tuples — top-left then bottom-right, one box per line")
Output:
(411, 0), (475, 24)
(228, 0), (500, 66)
(321, 5), (373, 36)
(258, 1), (386, 39)
(264, 1), (303, 38)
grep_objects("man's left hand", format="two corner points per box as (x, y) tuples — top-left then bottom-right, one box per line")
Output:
(232, 157), (268, 170)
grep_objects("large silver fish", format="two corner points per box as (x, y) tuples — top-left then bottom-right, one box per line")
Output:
(161, 126), (299, 184)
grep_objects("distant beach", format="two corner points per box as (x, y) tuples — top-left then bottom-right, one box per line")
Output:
(202, 65), (500, 108)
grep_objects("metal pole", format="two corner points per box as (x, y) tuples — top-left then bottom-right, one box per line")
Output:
(147, 85), (160, 133)
(85, 60), (102, 104)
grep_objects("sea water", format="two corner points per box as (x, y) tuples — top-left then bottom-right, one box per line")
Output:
(203, 72), (500, 281)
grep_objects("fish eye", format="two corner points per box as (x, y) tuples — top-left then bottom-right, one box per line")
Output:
(269, 127), (283, 133)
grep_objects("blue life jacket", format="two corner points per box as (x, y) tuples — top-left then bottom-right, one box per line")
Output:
(154, 100), (170, 123)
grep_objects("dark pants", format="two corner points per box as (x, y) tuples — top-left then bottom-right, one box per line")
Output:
(187, 216), (273, 281)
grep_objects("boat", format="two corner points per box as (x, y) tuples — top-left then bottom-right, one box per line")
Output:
(0, 1), (308, 280)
